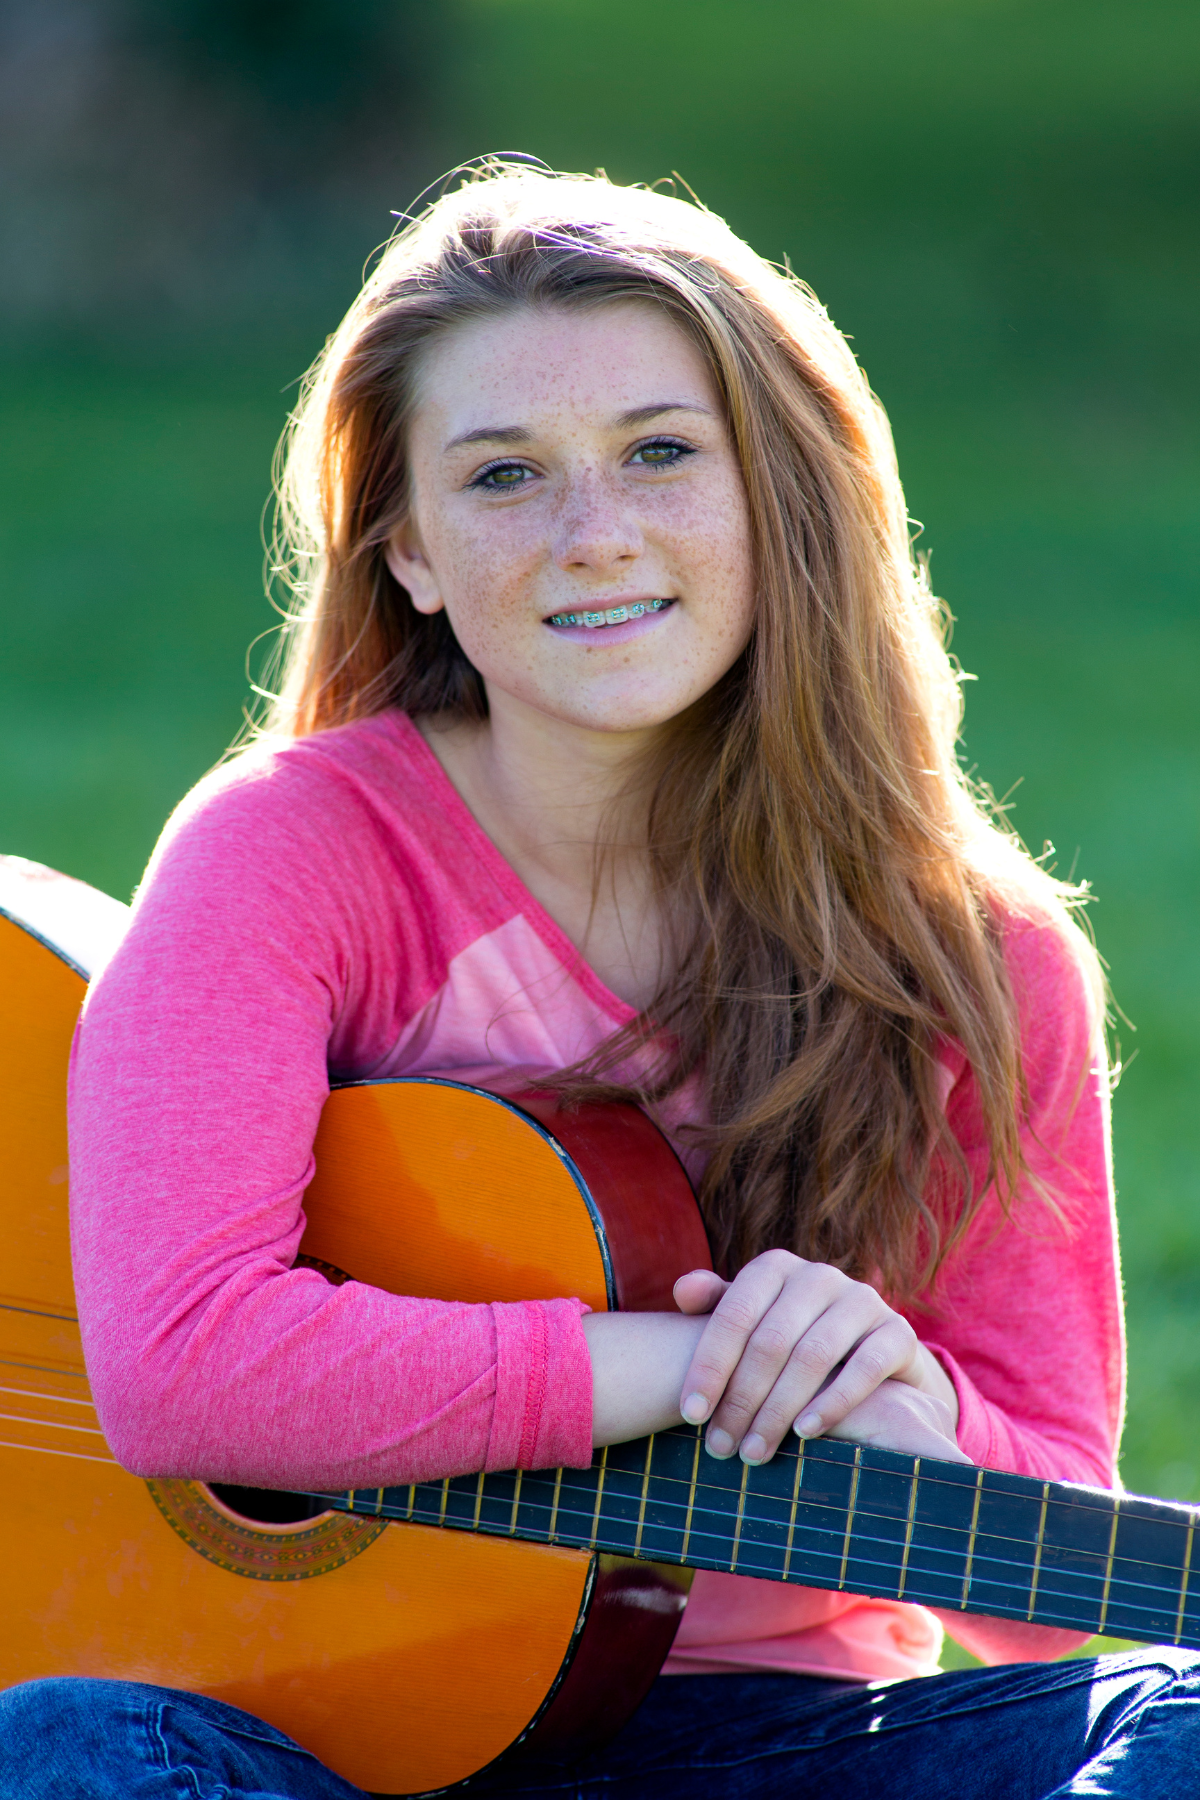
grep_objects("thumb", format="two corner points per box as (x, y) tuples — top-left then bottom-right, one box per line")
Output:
(673, 1268), (729, 1315)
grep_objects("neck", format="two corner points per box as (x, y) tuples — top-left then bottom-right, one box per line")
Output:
(423, 697), (657, 890)
(418, 697), (673, 1009)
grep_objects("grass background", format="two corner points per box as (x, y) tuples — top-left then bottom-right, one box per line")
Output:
(2, 0), (1197, 1660)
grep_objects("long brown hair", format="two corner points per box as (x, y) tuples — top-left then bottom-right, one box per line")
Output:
(262, 163), (1101, 1299)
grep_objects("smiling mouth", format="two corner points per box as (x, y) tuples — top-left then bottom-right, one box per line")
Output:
(547, 599), (675, 629)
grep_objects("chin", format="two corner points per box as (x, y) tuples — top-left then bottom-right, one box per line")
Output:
(561, 693), (692, 735)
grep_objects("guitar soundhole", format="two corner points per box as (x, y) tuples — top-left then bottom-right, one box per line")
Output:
(146, 1477), (387, 1579)
(208, 1484), (328, 1525)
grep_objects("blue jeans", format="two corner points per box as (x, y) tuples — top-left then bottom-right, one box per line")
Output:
(3, 1655), (1200, 1797)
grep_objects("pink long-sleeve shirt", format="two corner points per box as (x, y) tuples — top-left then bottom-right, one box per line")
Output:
(68, 709), (1123, 1682)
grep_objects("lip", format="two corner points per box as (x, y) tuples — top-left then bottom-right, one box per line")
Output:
(543, 598), (677, 647)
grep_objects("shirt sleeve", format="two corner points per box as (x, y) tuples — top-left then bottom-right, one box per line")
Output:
(68, 745), (595, 1490)
(913, 909), (1123, 1663)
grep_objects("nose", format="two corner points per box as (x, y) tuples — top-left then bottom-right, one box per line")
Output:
(552, 470), (643, 574)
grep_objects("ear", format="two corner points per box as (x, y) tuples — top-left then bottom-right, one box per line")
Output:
(384, 518), (444, 617)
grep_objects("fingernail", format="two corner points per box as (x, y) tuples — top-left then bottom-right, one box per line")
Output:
(740, 1434), (766, 1465)
(706, 1427), (734, 1459)
(681, 1393), (710, 1424)
(795, 1411), (821, 1438)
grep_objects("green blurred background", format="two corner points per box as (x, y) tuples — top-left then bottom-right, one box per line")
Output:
(2, 0), (1198, 1648)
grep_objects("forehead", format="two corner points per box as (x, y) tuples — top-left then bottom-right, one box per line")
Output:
(411, 301), (721, 438)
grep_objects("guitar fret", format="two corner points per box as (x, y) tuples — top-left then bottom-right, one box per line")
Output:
(838, 1445), (863, 1589)
(896, 1457), (921, 1599)
(633, 1436), (655, 1558)
(680, 1431), (701, 1562)
(960, 1468), (984, 1607)
(1098, 1498), (1121, 1634)
(730, 1459), (751, 1573)
(310, 1430), (1200, 1657)
(1026, 1482), (1050, 1620)
(782, 1438), (805, 1581)
(1175, 1510), (1197, 1645)
(589, 1447), (609, 1550)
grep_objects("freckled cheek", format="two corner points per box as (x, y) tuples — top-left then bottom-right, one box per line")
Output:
(434, 524), (543, 637)
(655, 485), (752, 583)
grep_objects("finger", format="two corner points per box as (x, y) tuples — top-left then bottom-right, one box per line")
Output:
(826, 1387), (971, 1464)
(677, 1258), (792, 1427)
(672, 1270), (729, 1316)
(713, 1286), (891, 1461)
(789, 1317), (918, 1440)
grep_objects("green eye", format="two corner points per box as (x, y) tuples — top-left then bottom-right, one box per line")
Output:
(631, 439), (694, 469)
(473, 462), (531, 491)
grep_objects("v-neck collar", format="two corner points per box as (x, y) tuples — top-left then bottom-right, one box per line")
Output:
(387, 710), (641, 1029)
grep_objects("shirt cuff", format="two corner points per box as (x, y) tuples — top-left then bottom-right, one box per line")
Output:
(922, 1340), (997, 1468)
(486, 1297), (594, 1472)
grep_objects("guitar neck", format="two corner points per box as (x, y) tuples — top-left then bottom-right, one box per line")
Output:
(308, 1425), (1200, 1650)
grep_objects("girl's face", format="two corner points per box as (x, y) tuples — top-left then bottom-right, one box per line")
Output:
(386, 302), (756, 738)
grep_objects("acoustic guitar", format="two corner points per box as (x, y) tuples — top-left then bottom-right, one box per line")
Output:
(3, 857), (1199, 1798)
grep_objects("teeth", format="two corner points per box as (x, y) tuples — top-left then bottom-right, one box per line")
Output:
(549, 600), (671, 630)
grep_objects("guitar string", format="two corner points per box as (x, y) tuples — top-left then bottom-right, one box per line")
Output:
(338, 1473), (1200, 1588)
(355, 1435), (1197, 1548)
(0, 1383), (96, 1407)
(323, 1487), (1200, 1619)
(0, 1358), (89, 1378)
(407, 1486), (1196, 1596)
(3, 1412), (1187, 1590)
(2, 1421), (1181, 1626)
(4, 1418), (1190, 1611)
(0, 1436), (118, 1465)
(0, 1408), (106, 1437)
(4, 1440), (1175, 1637)
(1, 1374), (1186, 1541)
(635, 1443), (1196, 1532)
(622, 1468), (1200, 1576)
(371, 1497), (1200, 1631)
(600, 1456), (1200, 1555)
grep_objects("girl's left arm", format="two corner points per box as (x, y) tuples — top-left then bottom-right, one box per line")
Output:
(914, 909), (1122, 1661)
(916, 911), (1121, 1491)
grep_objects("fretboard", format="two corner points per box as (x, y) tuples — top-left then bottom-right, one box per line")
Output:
(304, 1427), (1200, 1649)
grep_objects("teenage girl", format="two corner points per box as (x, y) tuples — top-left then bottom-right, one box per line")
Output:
(5, 165), (1200, 1798)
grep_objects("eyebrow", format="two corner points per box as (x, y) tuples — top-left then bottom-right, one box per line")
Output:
(616, 401), (714, 428)
(443, 401), (714, 456)
(443, 424), (534, 453)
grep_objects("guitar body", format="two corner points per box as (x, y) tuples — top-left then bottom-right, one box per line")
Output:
(0, 860), (709, 1795)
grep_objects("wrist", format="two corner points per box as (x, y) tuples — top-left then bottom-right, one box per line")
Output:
(581, 1311), (707, 1447)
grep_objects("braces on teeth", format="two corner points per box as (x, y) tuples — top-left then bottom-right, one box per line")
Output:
(549, 599), (670, 629)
